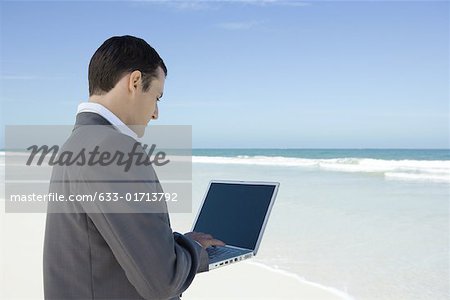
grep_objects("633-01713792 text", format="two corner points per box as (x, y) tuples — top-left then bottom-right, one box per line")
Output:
(9, 192), (179, 202)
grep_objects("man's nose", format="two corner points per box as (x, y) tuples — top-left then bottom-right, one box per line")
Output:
(151, 104), (158, 120)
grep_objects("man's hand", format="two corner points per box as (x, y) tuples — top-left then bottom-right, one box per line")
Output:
(184, 232), (226, 249)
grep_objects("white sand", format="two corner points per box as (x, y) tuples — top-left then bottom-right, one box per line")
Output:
(0, 212), (346, 300)
(183, 261), (346, 300)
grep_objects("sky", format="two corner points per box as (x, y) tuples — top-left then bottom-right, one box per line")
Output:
(0, 0), (449, 148)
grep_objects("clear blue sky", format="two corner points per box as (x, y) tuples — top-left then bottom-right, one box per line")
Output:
(0, 0), (448, 148)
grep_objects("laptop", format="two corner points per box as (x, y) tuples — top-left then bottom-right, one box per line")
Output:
(192, 180), (280, 270)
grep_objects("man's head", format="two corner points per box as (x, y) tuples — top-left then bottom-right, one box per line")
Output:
(88, 35), (167, 136)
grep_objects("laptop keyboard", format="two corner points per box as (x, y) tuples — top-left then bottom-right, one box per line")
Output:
(206, 246), (249, 260)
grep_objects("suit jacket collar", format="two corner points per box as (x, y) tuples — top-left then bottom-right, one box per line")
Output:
(74, 111), (113, 127)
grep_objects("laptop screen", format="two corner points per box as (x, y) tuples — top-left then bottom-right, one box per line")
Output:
(193, 182), (276, 250)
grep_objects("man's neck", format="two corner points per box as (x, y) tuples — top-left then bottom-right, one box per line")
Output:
(88, 98), (130, 125)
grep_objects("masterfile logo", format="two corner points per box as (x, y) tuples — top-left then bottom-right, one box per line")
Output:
(4, 125), (193, 214)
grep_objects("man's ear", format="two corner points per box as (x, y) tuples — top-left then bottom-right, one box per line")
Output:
(128, 70), (142, 94)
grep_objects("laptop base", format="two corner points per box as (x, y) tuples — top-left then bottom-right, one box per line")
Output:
(207, 246), (254, 270)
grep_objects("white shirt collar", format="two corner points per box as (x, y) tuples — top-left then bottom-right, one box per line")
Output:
(77, 102), (140, 141)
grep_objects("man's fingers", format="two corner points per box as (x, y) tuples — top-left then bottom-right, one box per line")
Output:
(204, 238), (225, 248)
(184, 231), (225, 248)
(190, 232), (213, 239)
(211, 238), (226, 246)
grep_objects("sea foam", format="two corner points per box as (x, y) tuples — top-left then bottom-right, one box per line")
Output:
(192, 156), (450, 183)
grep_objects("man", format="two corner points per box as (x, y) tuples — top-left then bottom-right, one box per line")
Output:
(43, 35), (224, 300)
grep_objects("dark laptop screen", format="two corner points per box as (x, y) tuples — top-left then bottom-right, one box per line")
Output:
(193, 182), (276, 250)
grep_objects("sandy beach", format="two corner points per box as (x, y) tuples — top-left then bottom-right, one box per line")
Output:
(2, 151), (450, 299)
(0, 210), (345, 299)
(184, 261), (347, 300)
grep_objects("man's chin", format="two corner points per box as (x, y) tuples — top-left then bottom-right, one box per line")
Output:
(129, 125), (147, 138)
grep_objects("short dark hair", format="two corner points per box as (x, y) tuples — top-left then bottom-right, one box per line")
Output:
(88, 35), (167, 96)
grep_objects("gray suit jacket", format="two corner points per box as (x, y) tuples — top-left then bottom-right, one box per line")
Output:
(43, 112), (208, 300)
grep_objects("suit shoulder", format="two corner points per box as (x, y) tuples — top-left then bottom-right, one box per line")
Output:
(70, 126), (139, 151)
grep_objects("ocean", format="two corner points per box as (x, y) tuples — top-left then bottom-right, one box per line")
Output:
(170, 149), (450, 300)
(1, 149), (449, 299)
